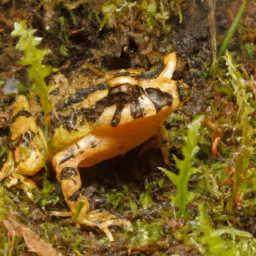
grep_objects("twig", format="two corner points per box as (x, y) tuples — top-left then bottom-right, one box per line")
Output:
(207, 0), (217, 65)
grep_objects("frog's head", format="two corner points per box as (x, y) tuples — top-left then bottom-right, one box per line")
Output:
(138, 52), (191, 108)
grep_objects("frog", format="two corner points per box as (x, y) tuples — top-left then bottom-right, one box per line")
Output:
(1, 52), (190, 241)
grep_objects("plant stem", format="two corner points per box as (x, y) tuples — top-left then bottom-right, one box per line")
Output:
(218, 0), (248, 57)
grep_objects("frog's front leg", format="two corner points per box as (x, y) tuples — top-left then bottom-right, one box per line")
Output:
(52, 135), (131, 241)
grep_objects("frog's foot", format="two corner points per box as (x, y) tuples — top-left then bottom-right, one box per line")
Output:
(55, 164), (131, 241)
(74, 196), (132, 242)
(99, 219), (132, 242)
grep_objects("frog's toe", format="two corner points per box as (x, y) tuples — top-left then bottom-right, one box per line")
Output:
(78, 210), (132, 242)
(98, 218), (132, 242)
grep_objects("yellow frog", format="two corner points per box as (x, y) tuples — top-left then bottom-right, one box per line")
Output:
(1, 52), (190, 241)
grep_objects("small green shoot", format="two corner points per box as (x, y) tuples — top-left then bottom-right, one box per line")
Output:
(178, 5), (182, 23)
(139, 178), (153, 209)
(60, 44), (69, 57)
(74, 200), (85, 222)
(245, 42), (256, 60)
(159, 115), (204, 218)
(158, 178), (164, 188)
(218, 0), (248, 57)
(225, 51), (254, 210)
(11, 20), (57, 141)
(128, 197), (138, 214)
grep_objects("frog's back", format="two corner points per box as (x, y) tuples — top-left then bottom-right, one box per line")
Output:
(52, 52), (190, 165)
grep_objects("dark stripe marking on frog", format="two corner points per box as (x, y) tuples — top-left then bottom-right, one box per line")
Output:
(12, 110), (32, 121)
(60, 167), (77, 180)
(81, 84), (173, 126)
(81, 83), (145, 126)
(136, 62), (165, 80)
(71, 82), (109, 104)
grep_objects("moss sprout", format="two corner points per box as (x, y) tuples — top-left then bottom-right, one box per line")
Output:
(224, 51), (255, 210)
(11, 20), (57, 141)
(159, 115), (204, 218)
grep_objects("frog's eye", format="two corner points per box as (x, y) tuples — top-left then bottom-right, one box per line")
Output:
(145, 88), (173, 112)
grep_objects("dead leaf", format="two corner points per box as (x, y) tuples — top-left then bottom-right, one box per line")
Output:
(3, 220), (57, 256)
(19, 226), (57, 256)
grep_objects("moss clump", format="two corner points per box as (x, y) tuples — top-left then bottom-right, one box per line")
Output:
(100, 0), (185, 32)
(187, 204), (253, 256)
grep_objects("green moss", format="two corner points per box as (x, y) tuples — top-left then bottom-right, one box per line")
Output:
(106, 185), (138, 214)
(187, 204), (253, 256)
(100, 0), (183, 32)
(128, 219), (163, 248)
(58, 16), (71, 40)
(40, 167), (59, 206)
(100, 2), (117, 30)
(0, 184), (92, 254)
(139, 178), (153, 209)
(0, 147), (7, 160)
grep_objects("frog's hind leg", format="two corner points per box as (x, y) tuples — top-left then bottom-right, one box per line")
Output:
(52, 135), (132, 241)
(57, 165), (93, 227)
